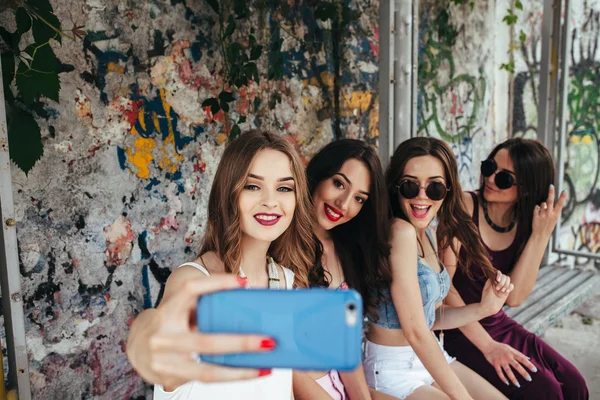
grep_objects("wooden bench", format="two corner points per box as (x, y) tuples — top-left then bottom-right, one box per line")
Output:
(505, 264), (600, 336)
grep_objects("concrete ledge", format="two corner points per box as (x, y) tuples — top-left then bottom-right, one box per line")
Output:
(505, 264), (600, 336)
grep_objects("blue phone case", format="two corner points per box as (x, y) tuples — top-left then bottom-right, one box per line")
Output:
(197, 288), (363, 371)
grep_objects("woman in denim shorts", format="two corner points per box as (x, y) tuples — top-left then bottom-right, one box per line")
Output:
(363, 137), (512, 400)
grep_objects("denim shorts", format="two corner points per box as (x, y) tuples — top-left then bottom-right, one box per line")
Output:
(362, 336), (456, 399)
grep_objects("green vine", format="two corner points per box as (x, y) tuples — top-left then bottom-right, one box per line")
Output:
(201, 0), (359, 141)
(201, 0), (269, 141)
(499, 0), (526, 74)
(1, 0), (78, 175)
(450, 0), (526, 74)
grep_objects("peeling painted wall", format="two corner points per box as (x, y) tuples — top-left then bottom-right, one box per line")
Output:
(419, 0), (600, 264)
(0, 0), (379, 398)
(3, 0), (599, 398)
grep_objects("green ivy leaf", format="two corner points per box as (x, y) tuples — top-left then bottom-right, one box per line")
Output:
(230, 124), (241, 141)
(250, 45), (262, 61)
(0, 28), (12, 48)
(227, 42), (242, 62)
(201, 97), (221, 115)
(499, 61), (515, 74)
(220, 99), (230, 113)
(233, 0), (248, 19)
(249, 34), (256, 47)
(502, 14), (518, 25)
(315, 2), (337, 21)
(244, 62), (259, 83)
(15, 44), (60, 105)
(1, 52), (15, 91)
(519, 30), (527, 43)
(218, 91), (235, 102)
(205, 0), (219, 14)
(0, 28), (20, 52)
(515, 0), (523, 10)
(234, 76), (248, 88)
(253, 97), (261, 111)
(238, 115), (246, 124)
(32, 11), (62, 43)
(8, 109), (44, 175)
(224, 15), (236, 39)
(28, 0), (54, 12)
(16, 8), (32, 34)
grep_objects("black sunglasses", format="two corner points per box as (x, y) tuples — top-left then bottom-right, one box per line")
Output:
(396, 180), (449, 201)
(480, 159), (516, 189)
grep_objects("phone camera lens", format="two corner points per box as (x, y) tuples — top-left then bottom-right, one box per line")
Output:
(348, 303), (356, 311)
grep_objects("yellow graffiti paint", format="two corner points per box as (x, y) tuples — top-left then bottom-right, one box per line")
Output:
(124, 89), (184, 179)
(126, 137), (156, 179)
(216, 133), (228, 145)
(304, 71), (335, 89)
(570, 135), (594, 144)
(582, 135), (594, 144)
(157, 89), (183, 173)
(107, 61), (125, 74)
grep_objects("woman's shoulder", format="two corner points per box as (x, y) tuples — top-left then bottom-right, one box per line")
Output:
(462, 191), (476, 214)
(390, 218), (416, 238)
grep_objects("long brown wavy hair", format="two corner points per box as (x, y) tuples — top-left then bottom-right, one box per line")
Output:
(199, 130), (316, 288)
(479, 138), (555, 258)
(386, 137), (496, 279)
(306, 139), (391, 319)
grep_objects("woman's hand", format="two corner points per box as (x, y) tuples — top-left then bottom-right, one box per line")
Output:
(480, 271), (514, 316)
(126, 274), (275, 391)
(532, 185), (567, 239)
(482, 341), (538, 387)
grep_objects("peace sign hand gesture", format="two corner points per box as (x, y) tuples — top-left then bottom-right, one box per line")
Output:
(532, 185), (567, 239)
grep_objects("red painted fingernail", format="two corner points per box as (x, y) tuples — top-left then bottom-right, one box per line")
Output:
(237, 276), (248, 287)
(259, 369), (272, 377)
(260, 338), (276, 349)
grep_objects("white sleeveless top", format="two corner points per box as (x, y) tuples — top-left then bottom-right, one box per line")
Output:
(153, 261), (295, 400)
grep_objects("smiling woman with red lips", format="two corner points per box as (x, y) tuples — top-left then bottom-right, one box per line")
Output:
(292, 140), (396, 400)
(126, 130), (317, 400)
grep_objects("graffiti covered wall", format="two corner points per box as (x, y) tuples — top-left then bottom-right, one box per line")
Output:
(0, 0), (379, 397)
(509, 0), (600, 265)
(417, 0), (513, 189)
(559, 0), (600, 264)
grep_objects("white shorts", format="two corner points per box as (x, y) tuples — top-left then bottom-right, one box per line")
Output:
(362, 337), (456, 399)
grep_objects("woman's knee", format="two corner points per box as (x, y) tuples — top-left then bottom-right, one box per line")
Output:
(560, 367), (589, 399)
(518, 370), (563, 400)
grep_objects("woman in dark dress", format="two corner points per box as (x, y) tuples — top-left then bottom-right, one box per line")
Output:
(441, 138), (588, 399)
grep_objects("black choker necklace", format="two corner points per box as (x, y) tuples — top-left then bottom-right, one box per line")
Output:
(482, 199), (516, 233)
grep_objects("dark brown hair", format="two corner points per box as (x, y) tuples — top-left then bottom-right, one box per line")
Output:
(386, 137), (495, 279)
(479, 138), (555, 257)
(199, 130), (316, 288)
(306, 139), (391, 319)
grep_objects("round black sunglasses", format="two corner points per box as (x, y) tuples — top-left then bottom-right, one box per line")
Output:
(396, 180), (449, 201)
(480, 159), (516, 189)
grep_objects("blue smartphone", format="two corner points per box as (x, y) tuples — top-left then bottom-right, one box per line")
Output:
(196, 288), (363, 371)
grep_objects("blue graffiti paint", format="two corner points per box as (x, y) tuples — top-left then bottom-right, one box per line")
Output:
(190, 42), (202, 62)
(83, 33), (129, 104)
(145, 178), (161, 190)
(116, 147), (127, 170)
(138, 231), (151, 260)
(141, 265), (152, 309)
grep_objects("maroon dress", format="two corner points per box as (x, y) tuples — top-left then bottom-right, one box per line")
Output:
(444, 192), (588, 399)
